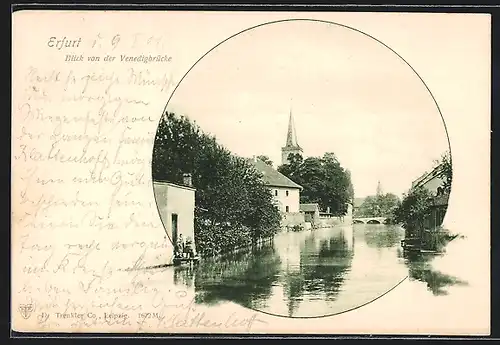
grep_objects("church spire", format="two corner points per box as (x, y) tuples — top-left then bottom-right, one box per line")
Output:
(285, 107), (300, 148)
(281, 104), (303, 165)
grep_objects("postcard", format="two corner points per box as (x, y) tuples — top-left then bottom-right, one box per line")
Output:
(11, 10), (490, 335)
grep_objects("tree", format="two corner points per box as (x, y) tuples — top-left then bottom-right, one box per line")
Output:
(436, 151), (452, 194)
(277, 152), (353, 216)
(152, 111), (281, 257)
(256, 155), (273, 166)
(393, 187), (434, 234)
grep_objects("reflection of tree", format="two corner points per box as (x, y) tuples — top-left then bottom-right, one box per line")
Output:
(188, 229), (354, 317)
(364, 225), (404, 248)
(281, 230), (354, 316)
(173, 266), (195, 288)
(404, 250), (468, 296)
(192, 243), (282, 308)
(421, 230), (458, 252)
(283, 271), (304, 317)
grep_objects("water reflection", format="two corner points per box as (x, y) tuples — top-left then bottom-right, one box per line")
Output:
(363, 224), (402, 248)
(168, 223), (469, 317)
(193, 244), (282, 307)
(281, 229), (354, 316)
(402, 236), (468, 296)
(173, 265), (196, 289)
(169, 225), (419, 317)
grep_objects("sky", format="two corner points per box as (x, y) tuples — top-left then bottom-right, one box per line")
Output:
(167, 20), (450, 198)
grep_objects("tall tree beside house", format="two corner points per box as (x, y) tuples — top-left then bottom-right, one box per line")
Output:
(436, 151), (452, 194)
(393, 186), (434, 233)
(278, 153), (303, 179)
(277, 152), (354, 216)
(152, 112), (281, 257)
(256, 155), (274, 166)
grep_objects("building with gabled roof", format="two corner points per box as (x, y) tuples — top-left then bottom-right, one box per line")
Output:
(251, 157), (303, 190)
(410, 161), (450, 231)
(411, 164), (446, 195)
(249, 157), (302, 214)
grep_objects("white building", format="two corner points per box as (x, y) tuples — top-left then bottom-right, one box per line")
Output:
(250, 157), (303, 213)
(153, 174), (197, 259)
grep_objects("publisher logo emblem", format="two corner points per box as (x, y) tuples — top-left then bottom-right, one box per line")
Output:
(18, 303), (34, 319)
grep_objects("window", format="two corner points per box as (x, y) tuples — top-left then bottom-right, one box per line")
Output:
(285, 206), (289, 212)
(275, 190), (278, 196)
(286, 190), (289, 196)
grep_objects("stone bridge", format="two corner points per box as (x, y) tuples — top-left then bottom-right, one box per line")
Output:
(352, 217), (387, 224)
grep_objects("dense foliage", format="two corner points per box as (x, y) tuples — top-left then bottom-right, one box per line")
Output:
(393, 186), (434, 232)
(278, 152), (354, 216)
(152, 112), (281, 257)
(354, 193), (401, 218)
(436, 151), (452, 194)
(391, 150), (452, 233)
(256, 155), (274, 166)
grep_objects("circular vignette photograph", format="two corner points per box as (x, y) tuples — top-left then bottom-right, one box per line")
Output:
(151, 19), (453, 318)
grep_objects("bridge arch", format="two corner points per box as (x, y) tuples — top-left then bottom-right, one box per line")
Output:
(353, 219), (365, 224)
(367, 219), (381, 224)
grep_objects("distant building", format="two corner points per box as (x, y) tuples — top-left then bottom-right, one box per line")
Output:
(300, 203), (320, 225)
(281, 109), (303, 165)
(153, 174), (197, 259)
(346, 203), (353, 217)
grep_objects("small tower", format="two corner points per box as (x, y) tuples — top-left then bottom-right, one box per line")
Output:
(281, 108), (303, 165)
(376, 180), (383, 196)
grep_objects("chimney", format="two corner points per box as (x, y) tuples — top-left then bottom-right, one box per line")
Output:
(183, 173), (193, 187)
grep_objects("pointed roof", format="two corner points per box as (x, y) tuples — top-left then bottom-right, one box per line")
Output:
(411, 164), (445, 190)
(285, 109), (300, 148)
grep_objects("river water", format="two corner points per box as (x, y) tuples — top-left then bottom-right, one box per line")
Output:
(171, 224), (468, 318)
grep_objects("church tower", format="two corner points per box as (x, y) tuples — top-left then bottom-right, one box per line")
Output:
(376, 180), (383, 196)
(281, 109), (303, 165)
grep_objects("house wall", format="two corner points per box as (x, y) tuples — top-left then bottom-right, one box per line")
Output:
(153, 182), (196, 256)
(424, 205), (448, 230)
(304, 212), (314, 223)
(303, 210), (320, 224)
(271, 187), (301, 213)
